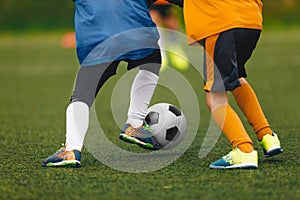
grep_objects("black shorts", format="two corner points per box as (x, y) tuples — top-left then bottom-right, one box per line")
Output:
(203, 28), (261, 92)
(97, 48), (161, 84)
(71, 49), (161, 107)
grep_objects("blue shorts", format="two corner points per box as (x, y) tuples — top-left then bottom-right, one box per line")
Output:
(74, 0), (160, 66)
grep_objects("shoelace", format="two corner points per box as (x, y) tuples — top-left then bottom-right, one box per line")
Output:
(143, 125), (161, 148)
(55, 145), (66, 153)
(139, 125), (161, 148)
(222, 148), (239, 164)
(223, 155), (234, 164)
(142, 124), (152, 132)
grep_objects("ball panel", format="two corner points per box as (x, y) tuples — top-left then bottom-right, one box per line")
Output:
(166, 127), (179, 141)
(168, 105), (182, 117)
(145, 111), (159, 126)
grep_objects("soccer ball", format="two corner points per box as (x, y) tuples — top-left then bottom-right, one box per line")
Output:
(144, 103), (187, 149)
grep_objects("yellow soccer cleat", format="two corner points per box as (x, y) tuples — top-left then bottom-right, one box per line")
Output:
(258, 133), (283, 157)
(209, 148), (258, 169)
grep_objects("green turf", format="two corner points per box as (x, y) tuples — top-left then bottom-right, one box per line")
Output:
(0, 29), (300, 200)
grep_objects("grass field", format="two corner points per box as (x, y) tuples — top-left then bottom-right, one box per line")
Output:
(0, 29), (300, 200)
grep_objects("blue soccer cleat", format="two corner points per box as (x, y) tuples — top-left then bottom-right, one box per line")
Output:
(42, 146), (81, 168)
(119, 123), (161, 150)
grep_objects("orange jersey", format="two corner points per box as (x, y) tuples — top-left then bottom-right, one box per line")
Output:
(183, 0), (263, 44)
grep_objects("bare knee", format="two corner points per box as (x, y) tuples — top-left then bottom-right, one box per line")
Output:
(238, 77), (248, 85)
(206, 91), (228, 112)
(206, 93), (213, 111)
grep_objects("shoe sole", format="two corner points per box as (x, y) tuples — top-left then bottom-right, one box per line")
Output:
(209, 163), (258, 170)
(264, 147), (283, 158)
(119, 134), (157, 150)
(42, 160), (81, 168)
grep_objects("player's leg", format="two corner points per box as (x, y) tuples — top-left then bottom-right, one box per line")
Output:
(66, 62), (119, 149)
(119, 50), (162, 150)
(233, 78), (272, 140)
(126, 67), (160, 128)
(150, 4), (189, 71)
(207, 91), (257, 169)
(232, 79), (283, 157)
(203, 31), (258, 169)
(42, 62), (119, 167)
(163, 10), (189, 71)
(150, 5), (170, 69)
(231, 28), (282, 157)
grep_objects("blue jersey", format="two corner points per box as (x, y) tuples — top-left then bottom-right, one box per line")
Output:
(74, 0), (160, 66)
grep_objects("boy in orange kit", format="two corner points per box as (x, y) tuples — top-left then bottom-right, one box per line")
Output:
(167, 0), (283, 169)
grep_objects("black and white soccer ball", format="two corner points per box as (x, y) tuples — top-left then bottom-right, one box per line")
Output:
(145, 103), (187, 150)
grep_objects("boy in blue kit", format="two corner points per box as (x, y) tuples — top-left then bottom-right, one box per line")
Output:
(43, 0), (162, 167)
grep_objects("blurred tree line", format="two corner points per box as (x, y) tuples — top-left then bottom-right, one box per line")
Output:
(263, 0), (300, 26)
(0, 0), (299, 31)
(1, 1), (75, 31)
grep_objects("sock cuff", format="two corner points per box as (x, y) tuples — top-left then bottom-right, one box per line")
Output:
(67, 101), (89, 114)
(232, 82), (253, 99)
(138, 69), (159, 81)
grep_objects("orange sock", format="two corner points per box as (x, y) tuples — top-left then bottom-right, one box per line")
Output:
(212, 105), (253, 153)
(232, 83), (273, 140)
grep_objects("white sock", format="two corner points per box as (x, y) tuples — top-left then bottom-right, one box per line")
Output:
(65, 101), (89, 151)
(127, 70), (159, 128)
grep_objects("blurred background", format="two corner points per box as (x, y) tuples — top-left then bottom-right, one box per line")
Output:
(0, 1), (299, 199)
(1, 0), (300, 31)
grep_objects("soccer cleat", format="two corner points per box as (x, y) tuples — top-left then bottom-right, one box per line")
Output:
(119, 123), (161, 150)
(258, 133), (283, 157)
(42, 146), (81, 168)
(209, 148), (258, 170)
